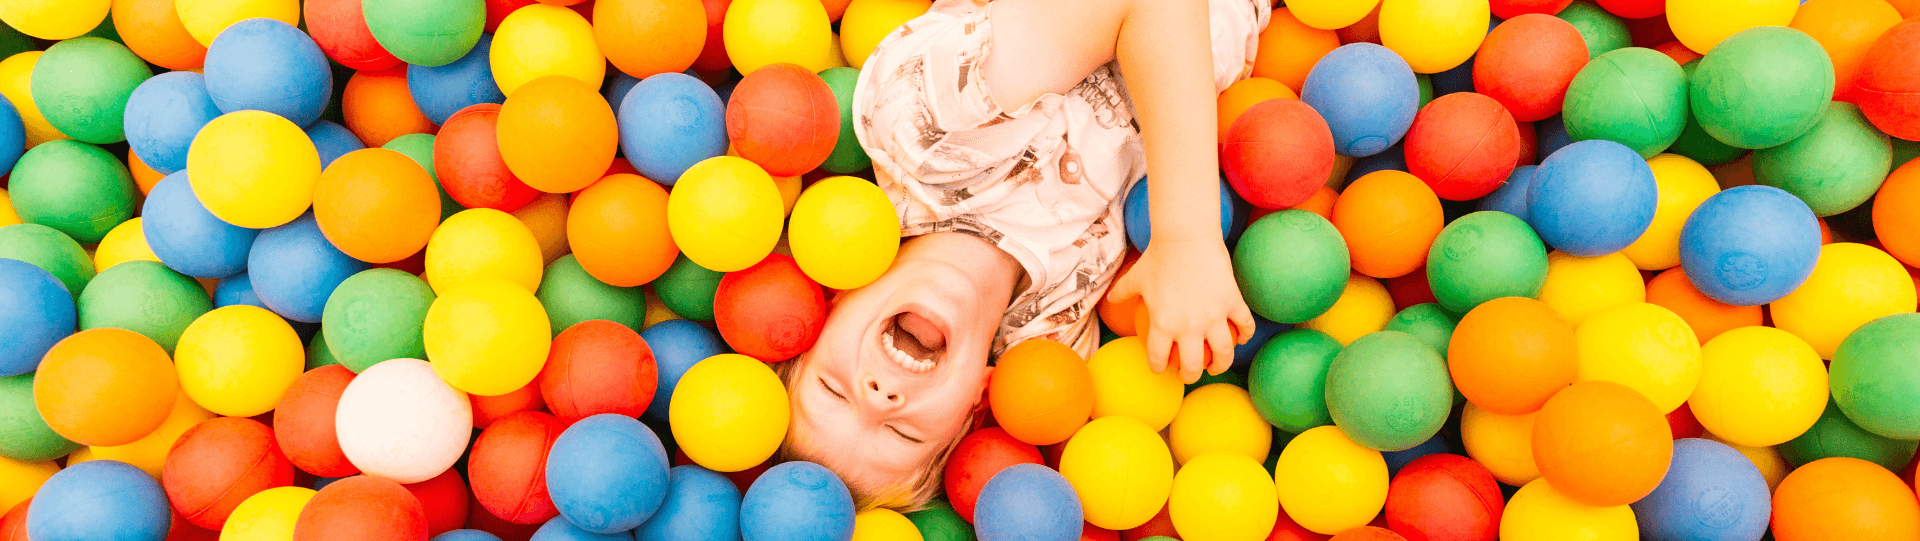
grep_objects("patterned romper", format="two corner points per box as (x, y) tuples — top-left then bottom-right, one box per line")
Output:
(852, 0), (1270, 359)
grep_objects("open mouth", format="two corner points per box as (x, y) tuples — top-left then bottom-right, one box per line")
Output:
(882, 310), (947, 373)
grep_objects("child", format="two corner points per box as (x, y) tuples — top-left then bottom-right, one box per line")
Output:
(779, 0), (1267, 510)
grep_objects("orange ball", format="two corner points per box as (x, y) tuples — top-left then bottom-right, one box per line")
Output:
(987, 339), (1095, 446)
(1332, 171), (1444, 279)
(312, 148), (443, 264)
(594, 0), (707, 78)
(1772, 457), (1920, 541)
(1288, 186), (1339, 221)
(33, 328), (180, 447)
(113, 0), (209, 70)
(496, 76), (619, 194)
(1253, 8), (1341, 93)
(1530, 381), (1672, 508)
(342, 67), (438, 148)
(1217, 78), (1297, 142)
(1876, 161), (1920, 269)
(1643, 268), (1760, 343)
(511, 193), (571, 265)
(566, 174), (678, 286)
(1790, 0), (1903, 103)
(1448, 296), (1576, 415)
(129, 149), (164, 196)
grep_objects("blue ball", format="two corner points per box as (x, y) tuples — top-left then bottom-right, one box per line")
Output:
(202, 18), (333, 127)
(974, 463), (1082, 541)
(0, 94), (21, 176)
(740, 462), (854, 541)
(1477, 165), (1537, 221)
(1630, 438), (1770, 541)
(1124, 176), (1237, 252)
(306, 120), (366, 168)
(246, 213), (369, 323)
(26, 460), (170, 541)
(1301, 43), (1420, 158)
(434, 530), (505, 541)
(1526, 139), (1657, 256)
(409, 34), (506, 126)
(213, 271), (264, 309)
(1382, 435), (1453, 477)
(1231, 316), (1289, 369)
(1678, 185), (1821, 306)
(1342, 141), (1408, 189)
(641, 319), (727, 421)
(634, 466), (742, 541)
(0, 258), (74, 376)
(142, 172), (257, 279)
(1536, 115), (1573, 159)
(532, 517), (635, 541)
(547, 414), (671, 534)
(617, 72), (728, 185)
(123, 72), (221, 175)
(605, 72), (642, 114)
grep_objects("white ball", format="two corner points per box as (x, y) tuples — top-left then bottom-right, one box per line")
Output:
(335, 358), (472, 483)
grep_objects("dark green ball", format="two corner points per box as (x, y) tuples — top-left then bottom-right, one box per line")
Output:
(1187, 367), (1248, 395)
(28, 37), (151, 144)
(0, 223), (95, 300)
(0, 373), (80, 462)
(1893, 136), (1919, 170)
(1383, 302), (1458, 360)
(536, 254), (645, 336)
(1562, 47), (1689, 158)
(307, 330), (341, 371)
(0, 21), (31, 61)
(905, 499), (976, 541)
(1667, 59), (1748, 167)
(1234, 210), (1350, 324)
(1780, 398), (1919, 471)
(76, 261), (212, 352)
(1248, 328), (1341, 433)
(7, 140), (136, 244)
(818, 67), (870, 174)
(1690, 26), (1835, 150)
(1556, 2), (1629, 60)
(653, 254), (722, 321)
(1426, 211), (1549, 314)
(1753, 102), (1891, 216)
(383, 133), (464, 221)
(1325, 331), (1454, 452)
(322, 269), (435, 373)
(1830, 313), (1920, 440)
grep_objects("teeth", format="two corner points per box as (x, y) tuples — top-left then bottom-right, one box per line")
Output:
(884, 327), (936, 373)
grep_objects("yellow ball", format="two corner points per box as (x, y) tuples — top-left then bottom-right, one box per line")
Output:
(1287, 0), (1381, 29)
(789, 176), (900, 290)
(221, 486), (317, 541)
(0, 52), (71, 147)
(851, 508), (923, 541)
(1537, 251), (1646, 327)
(1058, 415), (1175, 531)
(723, 0), (837, 74)
(186, 110), (321, 229)
(1461, 403), (1541, 486)
(1499, 478), (1639, 541)
(1169, 452), (1279, 541)
(839, 0), (930, 69)
(174, 0), (301, 47)
(491, 5), (607, 96)
(1702, 432), (1789, 491)
(1169, 383), (1271, 465)
(1689, 326), (1828, 447)
(174, 305), (305, 417)
(1379, 0), (1490, 74)
(425, 208), (546, 294)
(510, 193), (571, 266)
(1300, 274), (1395, 346)
(669, 354), (789, 472)
(775, 174), (802, 215)
(1621, 154), (1719, 270)
(1086, 336), (1185, 431)
(827, 32), (851, 69)
(0, 456), (58, 513)
(74, 392), (214, 478)
(1273, 425), (1388, 535)
(423, 277), (552, 396)
(1668, 0), (1799, 53)
(0, 189), (20, 227)
(93, 218), (159, 271)
(1574, 303), (1701, 413)
(643, 291), (683, 329)
(1771, 243), (1917, 359)
(667, 156), (785, 272)
(0, 0), (107, 40)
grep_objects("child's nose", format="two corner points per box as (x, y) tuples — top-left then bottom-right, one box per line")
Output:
(860, 374), (904, 408)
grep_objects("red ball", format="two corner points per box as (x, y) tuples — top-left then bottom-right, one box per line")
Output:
(1331, 527), (1407, 541)
(1624, 15), (1676, 49)
(943, 427), (1044, 522)
(464, 492), (543, 541)
(294, 476), (430, 541)
(1269, 509), (1331, 541)
(1666, 402), (1705, 440)
(1403, 93), (1522, 201)
(1120, 503), (1179, 541)
(538, 320), (659, 424)
(0, 498), (27, 541)
(1489, 0), (1572, 20)
(275, 365), (361, 478)
(1383, 454), (1503, 541)
(471, 382), (548, 430)
(1857, 20), (1920, 141)
(713, 254), (827, 362)
(1082, 523), (1120, 541)
(1222, 98), (1336, 210)
(435, 103), (541, 212)
(1515, 121), (1538, 166)
(486, 0), (539, 32)
(1595, 0), (1662, 19)
(1386, 268), (1439, 311)
(468, 411), (563, 525)
(304, 0), (403, 71)
(168, 511), (222, 541)
(1473, 14), (1588, 123)
(163, 417), (297, 530)
(725, 63), (842, 176)
(403, 469), (471, 537)
(692, 0), (733, 73)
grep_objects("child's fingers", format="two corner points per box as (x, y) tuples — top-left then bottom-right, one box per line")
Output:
(1229, 302), (1256, 344)
(1176, 335), (1205, 383)
(1144, 326), (1174, 375)
(1206, 324), (1234, 376)
(1107, 269), (1142, 303)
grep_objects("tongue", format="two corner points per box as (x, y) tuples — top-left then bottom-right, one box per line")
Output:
(897, 312), (947, 351)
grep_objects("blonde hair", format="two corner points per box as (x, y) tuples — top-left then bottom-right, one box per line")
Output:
(773, 358), (976, 512)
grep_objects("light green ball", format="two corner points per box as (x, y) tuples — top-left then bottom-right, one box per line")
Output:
(362, 0), (486, 67)
(1689, 26), (1835, 150)
(0, 373), (80, 462)
(28, 37), (151, 144)
(76, 261), (212, 352)
(7, 140), (135, 244)
(1325, 331), (1455, 452)
(1753, 102), (1891, 216)
(0, 223), (95, 300)
(322, 268), (435, 373)
(536, 254), (646, 336)
(1233, 210), (1350, 324)
(1425, 211), (1548, 314)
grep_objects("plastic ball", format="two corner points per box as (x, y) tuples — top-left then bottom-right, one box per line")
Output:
(639, 320), (724, 422)
(497, 76), (618, 194)
(335, 358), (472, 484)
(511, 193), (568, 263)
(79, 218), (154, 270)
(186, 110), (322, 229)
(988, 339), (1094, 446)
(425, 208), (544, 294)
(1447, 297), (1574, 415)
(341, 68), (436, 148)
(429, 108), (531, 212)
(0, 100), (20, 177)
(112, 0), (205, 69)
(1299, 275), (1395, 346)
(1221, 98), (1336, 210)
(28, 38), (147, 146)
(944, 427), (1043, 523)
(1247, 329), (1339, 433)
(1644, 268), (1757, 344)
(1234, 210), (1351, 323)
(1167, 453), (1278, 541)
(312, 149), (439, 264)
(406, 35), (504, 125)
(1754, 103), (1891, 217)
(740, 461), (854, 541)
(1572, 303), (1699, 413)
(1791, 0), (1900, 102)
(26, 460), (170, 541)
(1666, 0), (1796, 54)
(1857, 20), (1920, 140)
(1532, 381), (1672, 507)
(491, 4), (604, 95)
(7, 140), (135, 244)
(1301, 43), (1420, 158)
(1381, 454), (1502, 541)
(1678, 185), (1822, 306)
(1057, 416), (1172, 531)
(173, 305), (304, 418)
(1085, 337), (1185, 431)
(903, 502), (970, 541)
(535, 255), (645, 335)
(1622, 439), (1767, 541)
(1772, 457), (1920, 541)
(1425, 211), (1549, 313)
(402, 469), (479, 534)
(0, 258), (74, 375)
(1878, 162), (1920, 267)
(0, 52), (67, 148)
(1690, 27), (1835, 149)
(839, 0), (927, 69)
(1252, 10), (1338, 92)
(304, 0), (401, 70)
(634, 465), (741, 541)
(669, 354), (788, 472)
(321, 269), (433, 373)
(201, 18), (331, 127)
(1780, 398), (1918, 470)
(817, 67), (869, 174)
(1456, 405), (1540, 487)
(467, 411), (561, 525)
(1774, 243), (1915, 360)
(0, 373), (78, 463)
(1528, 140), (1658, 256)
(1498, 478), (1638, 541)
(1562, 48), (1688, 158)
(222, 486), (318, 541)
(0, 0), (107, 40)
(789, 176), (898, 289)
(247, 213), (370, 323)
(539, 320), (658, 423)
(666, 156), (784, 272)
(1404, 93), (1521, 200)
(291, 475), (430, 541)
(1379, 0), (1490, 74)
(437, 530), (505, 541)
(421, 277), (551, 396)
(616, 72), (728, 184)
(362, 0), (484, 67)
(712, 254), (826, 361)
(1325, 331), (1452, 452)
(726, 64), (839, 177)
(1831, 313), (1920, 440)
(851, 509), (922, 541)
(1168, 383), (1271, 464)
(974, 464), (1082, 541)
(1288, 0), (1380, 29)
(723, 0), (836, 74)
(1274, 426), (1388, 535)
(1616, 154), (1718, 271)
(1332, 171), (1442, 278)
(1537, 252), (1645, 327)
(34, 328), (177, 447)
(568, 174), (677, 287)
(0, 223), (94, 299)
(594, 0), (704, 79)
(307, 120), (368, 168)
(123, 73), (218, 177)
(274, 365), (360, 478)
(162, 417), (294, 529)
(1474, 14), (1588, 122)
(545, 414), (669, 533)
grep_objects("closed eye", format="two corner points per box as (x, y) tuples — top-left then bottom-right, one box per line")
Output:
(889, 425), (925, 444)
(820, 377), (848, 402)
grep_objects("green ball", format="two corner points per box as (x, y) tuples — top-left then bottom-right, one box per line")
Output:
(1324, 331), (1454, 452)
(307, 331), (341, 371)
(1562, 47), (1689, 158)
(0, 21), (31, 61)
(1417, 73), (1434, 109)
(1187, 368), (1248, 395)
(1780, 398), (1919, 471)
(1689, 26), (1834, 150)
(1383, 302), (1458, 360)
(1248, 328), (1341, 433)
(1233, 210), (1350, 324)
(76, 261), (212, 352)
(653, 254), (722, 321)
(1667, 59), (1747, 167)
(322, 268), (434, 373)
(362, 0), (485, 67)
(0, 373), (80, 462)
(1555, 2), (1629, 60)
(28, 37), (150, 144)
(383, 134), (463, 221)
(818, 67), (871, 175)
(1753, 102), (1891, 217)
(1426, 211), (1548, 314)
(905, 499), (976, 541)
(0, 223), (96, 300)
(1830, 313), (1920, 440)
(7, 140), (135, 244)
(536, 254), (645, 336)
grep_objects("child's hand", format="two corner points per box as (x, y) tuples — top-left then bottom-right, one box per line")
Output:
(1108, 237), (1255, 383)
